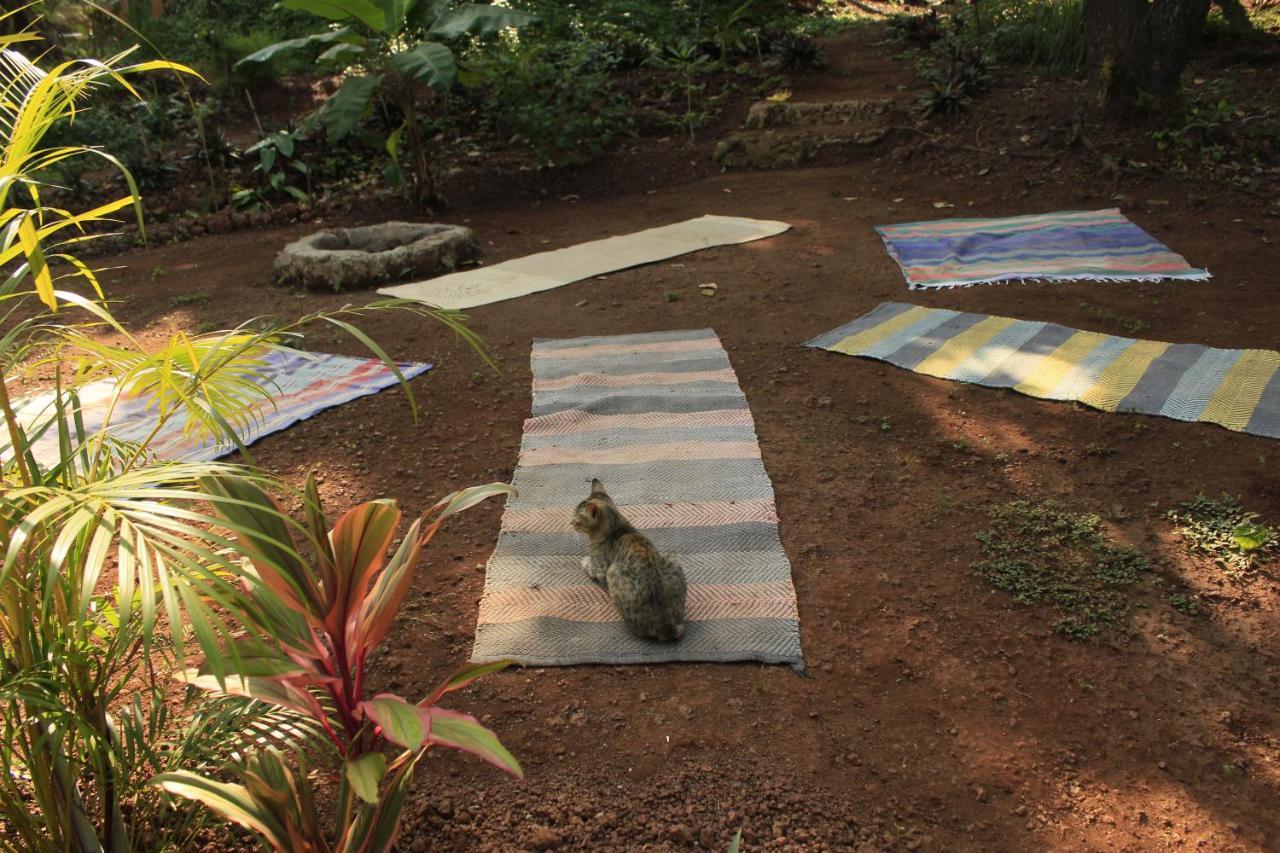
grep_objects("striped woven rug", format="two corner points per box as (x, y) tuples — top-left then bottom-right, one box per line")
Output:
(13, 350), (429, 467)
(808, 303), (1280, 438)
(471, 329), (805, 670)
(877, 208), (1209, 290)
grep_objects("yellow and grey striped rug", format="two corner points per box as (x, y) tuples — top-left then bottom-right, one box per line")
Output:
(807, 303), (1280, 438)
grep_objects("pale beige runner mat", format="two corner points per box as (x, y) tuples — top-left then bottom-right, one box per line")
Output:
(378, 215), (790, 310)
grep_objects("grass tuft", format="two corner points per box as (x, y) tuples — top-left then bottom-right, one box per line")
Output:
(974, 500), (1151, 639)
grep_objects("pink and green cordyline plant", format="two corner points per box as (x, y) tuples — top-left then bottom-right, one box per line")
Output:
(156, 472), (520, 851)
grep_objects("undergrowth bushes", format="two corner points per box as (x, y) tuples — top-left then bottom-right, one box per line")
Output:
(475, 40), (632, 165)
(893, 0), (1084, 77)
(966, 0), (1085, 77)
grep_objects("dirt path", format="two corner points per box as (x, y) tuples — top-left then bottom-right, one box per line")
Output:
(71, 28), (1280, 853)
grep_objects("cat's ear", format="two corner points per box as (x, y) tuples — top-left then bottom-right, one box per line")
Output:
(585, 502), (599, 520)
(590, 478), (607, 497)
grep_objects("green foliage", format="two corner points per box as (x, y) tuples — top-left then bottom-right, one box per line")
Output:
(916, 42), (991, 117)
(973, 500), (1152, 639)
(477, 40), (631, 165)
(1151, 78), (1278, 190)
(706, 0), (766, 61)
(510, 0), (795, 65)
(232, 129), (312, 209)
(894, 2), (1084, 78)
(240, 0), (534, 208)
(770, 30), (827, 72)
(1166, 494), (1277, 577)
(649, 40), (716, 141)
(117, 690), (312, 850)
(966, 0), (1085, 77)
(41, 91), (206, 194)
(889, 9), (945, 47)
(113, 0), (321, 91)
(1, 16), (498, 850)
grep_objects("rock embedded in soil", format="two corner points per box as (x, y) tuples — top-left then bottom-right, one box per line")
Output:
(743, 98), (894, 129)
(273, 221), (479, 291)
(527, 825), (561, 850)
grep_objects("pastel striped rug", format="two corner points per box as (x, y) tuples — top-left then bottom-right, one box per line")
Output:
(471, 329), (805, 670)
(877, 208), (1209, 290)
(808, 303), (1280, 438)
(13, 350), (429, 467)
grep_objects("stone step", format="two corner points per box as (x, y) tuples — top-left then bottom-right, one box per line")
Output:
(743, 98), (896, 130)
(713, 123), (891, 170)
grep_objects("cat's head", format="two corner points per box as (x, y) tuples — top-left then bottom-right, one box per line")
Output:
(571, 478), (620, 537)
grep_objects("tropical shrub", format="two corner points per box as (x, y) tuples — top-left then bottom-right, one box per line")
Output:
(476, 40), (631, 165)
(0, 15), (498, 850)
(157, 474), (520, 850)
(510, 0), (794, 64)
(237, 0), (535, 208)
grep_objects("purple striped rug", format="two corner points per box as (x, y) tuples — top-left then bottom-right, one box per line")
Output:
(877, 208), (1209, 290)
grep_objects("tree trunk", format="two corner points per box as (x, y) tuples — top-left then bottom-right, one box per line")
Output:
(1085, 0), (1214, 112)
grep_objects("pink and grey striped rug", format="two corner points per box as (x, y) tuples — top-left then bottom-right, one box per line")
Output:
(471, 329), (804, 670)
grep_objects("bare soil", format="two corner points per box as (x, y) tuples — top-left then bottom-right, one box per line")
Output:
(59, 23), (1280, 853)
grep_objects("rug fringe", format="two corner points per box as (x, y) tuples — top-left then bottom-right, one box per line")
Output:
(907, 271), (1212, 290)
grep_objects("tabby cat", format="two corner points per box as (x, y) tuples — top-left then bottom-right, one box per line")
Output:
(571, 479), (687, 642)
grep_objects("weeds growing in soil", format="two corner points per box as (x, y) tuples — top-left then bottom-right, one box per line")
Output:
(1152, 77), (1279, 192)
(1166, 494), (1277, 577)
(966, 0), (1085, 77)
(973, 500), (1152, 639)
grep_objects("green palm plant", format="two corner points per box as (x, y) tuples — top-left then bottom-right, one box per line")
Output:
(0, 13), (501, 851)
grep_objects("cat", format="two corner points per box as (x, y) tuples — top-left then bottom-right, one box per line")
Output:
(571, 479), (687, 643)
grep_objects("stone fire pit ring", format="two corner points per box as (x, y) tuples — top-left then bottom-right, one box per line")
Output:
(274, 221), (479, 291)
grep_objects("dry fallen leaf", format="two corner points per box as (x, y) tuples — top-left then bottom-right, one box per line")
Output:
(699, 283), (718, 297)
(933, 201), (954, 209)
(766, 89), (792, 102)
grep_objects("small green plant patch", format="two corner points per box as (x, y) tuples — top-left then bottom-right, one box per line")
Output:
(168, 292), (211, 308)
(1166, 494), (1277, 577)
(973, 500), (1152, 639)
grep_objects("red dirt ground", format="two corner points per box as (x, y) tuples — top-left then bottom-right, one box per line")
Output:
(44, 24), (1280, 853)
